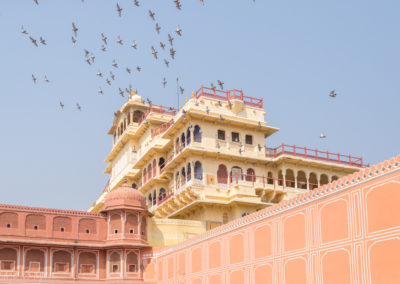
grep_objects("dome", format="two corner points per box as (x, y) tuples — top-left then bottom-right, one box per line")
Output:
(102, 183), (147, 212)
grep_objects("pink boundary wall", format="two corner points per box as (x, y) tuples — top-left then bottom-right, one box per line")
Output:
(143, 155), (400, 284)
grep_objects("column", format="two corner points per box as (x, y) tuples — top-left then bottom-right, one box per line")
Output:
(295, 175), (298, 189)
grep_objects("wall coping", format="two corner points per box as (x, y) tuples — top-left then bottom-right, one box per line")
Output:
(0, 204), (102, 218)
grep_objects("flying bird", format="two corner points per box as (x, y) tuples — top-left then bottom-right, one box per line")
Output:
(33, 0), (39, 5)
(117, 36), (123, 45)
(72, 22), (78, 37)
(149, 10), (155, 21)
(169, 48), (176, 59)
(85, 57), (91, 65)
(72, 36), (76, 46)
(217, 80), (224, 90)
(160, 42), (165, 50)
(106, 78), (111, 85)
(329, 90), (337, 98)
(131, 41), (137, 50)
(176, 25), (182, 36)
(76, 103), (82, 111)
(101, 33), (107, 45)
(126, 67), (131, 74)
(32, 74), (37, 84)
(44, 75), (49, 83)
(210, 83), (216, 91)
(179, 86), (184, 95)
(98, 87), (104, 95)
(29, 36), (38, 47)
(320, 132), (326, 139)
(119, 88), (124, 97)
(162, 77), (167, 88)
(59, 101), (64, 110)
(151, 46), (158, 59)
(164, 59), (170, 67)
(134, 0), (139, 7)
(136, 66), (141, 72)
(168, 34), (174, 45)
(90, 53), (95, 63)
(174, 0), (182, 10)
(116, 3), (122, 17)
(101, 45), (106, 51)
(112, 59), (118, 68)
(97, 70), (103, 77)
(110, 71), (115, 80)
(39, 37), (46, 45)
(21, 26), (28, 35)
(84, 49), (89, 56)
(155, 23), (161, 34)
(200, 0), (205, 5)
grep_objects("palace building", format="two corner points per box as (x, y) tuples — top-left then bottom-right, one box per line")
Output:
(89, 86), (367, 247)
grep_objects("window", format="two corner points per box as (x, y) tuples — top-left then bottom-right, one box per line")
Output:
(245, 135), (253, 145)
(55, 263), (67, 272)
(1, 261), (14, 271)
(217, 164), (228, 184)
(194, 161), (203, 180)
(34, 225), (38, 230)
(128, 264), (137, 272)
(114, 229), (118, 234)
(86, 229), (90, 234)
(129, 229), (134, 234)
(217, 130), (225, 140)
(193, 125), (201, 142)
(232, 132), (239, 142)
(80, 264), (94, 274)
(60, 227), (65, 232)
(112, 264), (119, 273)
(131, 183), (137, 189)
(6, 224), (11, 228)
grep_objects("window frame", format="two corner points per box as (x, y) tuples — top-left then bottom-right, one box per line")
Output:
(217, 130), (225, 141)
(245, 134), (253, 145)
(231, 132), (240, 143)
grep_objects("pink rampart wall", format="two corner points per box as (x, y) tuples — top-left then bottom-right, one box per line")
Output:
(143, 155), (400, 284)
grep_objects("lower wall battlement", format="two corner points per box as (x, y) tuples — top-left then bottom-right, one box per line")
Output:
(143, 155), (400, 283)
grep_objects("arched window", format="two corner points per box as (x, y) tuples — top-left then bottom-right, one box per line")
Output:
(181, 132), (186, 147)
(153, 190), (157, 205)
(176, 172), (180, 188)
(159, 157), (165, 171)
(193, 125), (201, 142)
(331, 175), (339, 182)
(148, 194), (152, 206)
(147, 164), (152, 180)
(222, 213), (228, 224)
(285, 169), (295, 188)
(230, 166), (243, 183)
(132, 110), (144, 123)
(267, 172), (273, 185)
(194, 161), (203, 180)
(297, 171), (307, 189)
(278, 170), (283, 186)
(186, 127), (191, 145)
(309, 173), (318, 189)
(320, 174), (329, 185)
(217, 164), (228, 184)
(176, 138), (180, 152)
(181, 167), (186, 184)
(153, 159), (156, 177)
(159, 188), (166, 201)
(143, 168), (147, 183)
(187, 163), (192, 181)
(246, 168), (255, 182)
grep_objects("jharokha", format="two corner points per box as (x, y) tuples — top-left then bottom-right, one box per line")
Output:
(1, 86), (399, 283)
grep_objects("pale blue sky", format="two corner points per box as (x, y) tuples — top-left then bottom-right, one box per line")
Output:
(0, 0), (398, 210)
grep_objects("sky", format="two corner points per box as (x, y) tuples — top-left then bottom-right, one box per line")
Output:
(0, 0), (399, 211)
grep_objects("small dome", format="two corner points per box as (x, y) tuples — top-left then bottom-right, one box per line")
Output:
(129, 90), (142, 103)
(102, 183), (147, 212)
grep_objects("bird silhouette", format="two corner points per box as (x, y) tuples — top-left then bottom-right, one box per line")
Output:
(155, 23), (161, 34)
(29, 36), (38, 47)
(21, 26), (28, 35)
(116, 3), (122, 17)
(176, 25), (182, 36)
(329, 90), (337, 98)
(32, 74), (37, 84)
(162, 77), (167, 88)
(72, 22), (78, 37)
(149, 10), (155, 21)
(168, 34), (174, 46)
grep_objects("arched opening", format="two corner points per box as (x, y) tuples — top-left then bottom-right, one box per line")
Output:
(159, 157), (165, 171)
(217, 164), (228, 184)
(126, 252), (138, 273)
(246, 168), (255, 182)
(331, 175), (339, 182)
(159, 188), (166, 201)
(109, 251), (121, 273)
(132, 110), (144, 123)
(187, 163), (192, 181)
(320, 174), (329, 185)
(230, 166), (243, 183)
(186, 127), (191, 145)
(143, 168), (147, 184)
(309, 173), (318, 189)
(78, 251), (97, 274)
(297, 171), (307, 189)
(153, 190), (157, 205)
(0, 247), (17, 271)
(267, 172), (273, 185)
(147, 164), (152, 180)
(194, 161), (203, 180)
(193, 125), (201, 142)
(222, 213), (228, 224)
(126, 214), (138, 235)
(285, 169), (295, 188)
(181, 132), (186, 147)
(25, 249), (45, 273)
(278, 170), (283, 186)
(52, 250), (71, 273)
(153, 159), (156, 177)
(181, 167), (186, 185)
(175, 172), (180, 188)
(148, 194), (152, 206)
(175, 138), (180, 152)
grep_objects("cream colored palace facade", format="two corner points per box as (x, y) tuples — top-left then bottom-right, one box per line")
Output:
(89, 86), (366, 247)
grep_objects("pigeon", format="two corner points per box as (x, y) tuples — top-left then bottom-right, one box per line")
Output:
(112, 59), (118, 68)
(320, 132), (326, 138)
(39, 37), (46, 45)
(97, 70), (103, 77)
(119, 88), (124, 97)
(90, 53), (95, 63)
(149, 10), (155, 21)
(32, 74), (37, 84)
(155, 23), (161, 34)
(179, 86), (184, 95)
(164, 59), (169, 68)
(126, 67), (131, 74)
(110, 71), (115, 80)
(101, 45), (106, 52)
(29, 36), (38, 47)
(84, 49), (89, 56)
(170, 48), (176, 59)
(125, 87), (130, 94)
(59, 101), (64, 110)
(98, 87), (104, 95)
(217, 80), (224, 90)
(21, 26), (28, 35)
(116, 3), (122, 17)
(117, 36), (123, 45)
(101, 33), (107, 45)
(200, 0), (205, 5)
(131, 40), (137, 49)
(168, 34), (174, 46)
(72, 22), (78, 37)
(134, 0), (139, 7)
(174, 0), (182, 10)
(329, 90), (337, 98)
(72, 36), (77, 46)
(160, 42), (165, 50)
(106, 78), (111, 85)
(136, 66), (141, 72)
(85, 57), (91, 65)
(33, 0), (39, 5)
(162, 77), (167, 87)
(176, 25), (182, 36)
(151, 46), (158, 59)
(210, 83), (216, 91)
(146, 98), (152, 105)
(76, 103), (82, 111)
(44, 75), (49, 83)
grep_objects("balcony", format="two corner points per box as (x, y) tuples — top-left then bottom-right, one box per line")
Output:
(266, 143), (368, 168)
